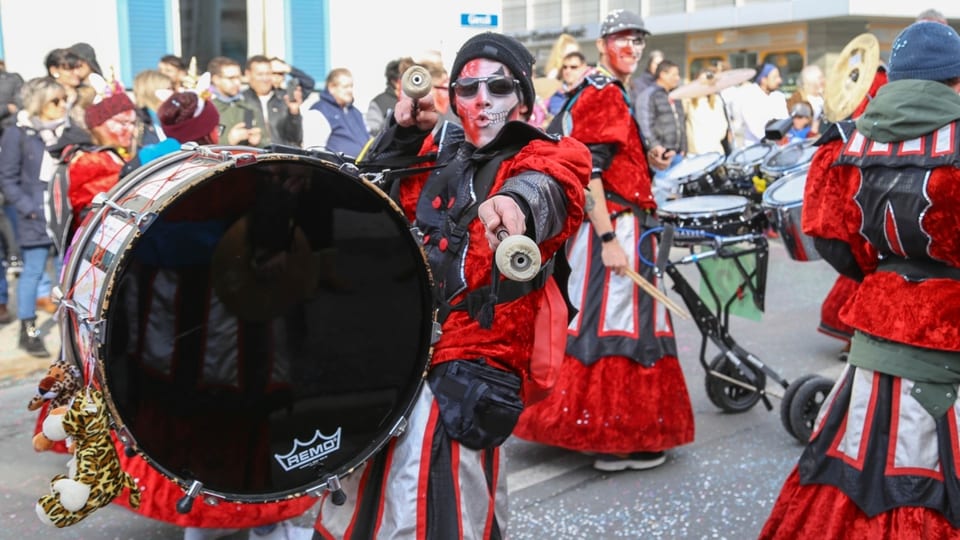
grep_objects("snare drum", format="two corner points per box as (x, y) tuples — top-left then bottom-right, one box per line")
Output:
(761, 169), (822, 261)
(657, 194), (754, 244)
(724, 143), (775, 184)
(759, 141), (818, 183)
(660, 152), (727, 197)
(61, 146), (435, 503)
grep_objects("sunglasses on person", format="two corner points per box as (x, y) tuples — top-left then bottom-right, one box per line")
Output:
(48, 97), (64, 106)
(451, 76), (519, 98)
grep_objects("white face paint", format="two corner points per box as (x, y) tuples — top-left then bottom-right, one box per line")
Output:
(453, 58), (527, 147)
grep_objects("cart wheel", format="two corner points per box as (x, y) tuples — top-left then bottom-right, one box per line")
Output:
(704, 353), (764, 413)
(787, 375), (835, 443)
(778, 373), (820, 440)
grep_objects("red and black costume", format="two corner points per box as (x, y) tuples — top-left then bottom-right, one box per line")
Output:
(514, 69), (695, 454)
(762, 74), (960, 538)
(313, 117), (589, 537)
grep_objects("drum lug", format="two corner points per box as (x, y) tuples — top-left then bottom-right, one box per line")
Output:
(175, 480), (204, 514)
(390, 416), (409, 438)
(431, 321), (442, 344)
(234, 152), (258, 167)
(83, 317), (106, 343)
(116, 426), (137, 457)
(92, 192), (157, 231)
(323, 475), (347, 506)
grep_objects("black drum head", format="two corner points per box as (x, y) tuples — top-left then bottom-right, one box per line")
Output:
(102, 157), (433, 499)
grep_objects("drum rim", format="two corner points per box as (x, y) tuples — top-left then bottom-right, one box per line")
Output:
(63, 147), (437, 502)
(761, 169), (808, 208)
(662, 151), (726, 182)
(759, 141), (817, 173)
(727, 143), (774, 166)
(657, 194), (750, 218)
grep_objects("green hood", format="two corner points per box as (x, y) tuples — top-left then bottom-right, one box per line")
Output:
(855, 80), (960, 142)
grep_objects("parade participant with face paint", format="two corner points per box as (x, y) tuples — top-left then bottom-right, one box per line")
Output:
(65, 77), (136, 240)
(514, 9), (695, 473)
(313, 32), (590, 538)
(761, 22), (960, 538)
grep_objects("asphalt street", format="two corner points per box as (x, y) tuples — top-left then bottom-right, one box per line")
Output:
(0, 237), (845, 540)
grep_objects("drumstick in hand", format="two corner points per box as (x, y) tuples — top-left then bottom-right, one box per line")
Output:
(623, 268), (691, 320)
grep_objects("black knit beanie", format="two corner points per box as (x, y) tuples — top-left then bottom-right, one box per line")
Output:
(449, 32), (535, 117)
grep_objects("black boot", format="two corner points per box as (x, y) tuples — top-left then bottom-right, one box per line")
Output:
(19, 318), (50, 358)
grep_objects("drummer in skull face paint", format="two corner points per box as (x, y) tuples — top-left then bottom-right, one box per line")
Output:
(453, 58), (529, 147)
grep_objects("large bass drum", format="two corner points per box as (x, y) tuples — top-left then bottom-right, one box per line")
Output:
(59, 145), (435, 505)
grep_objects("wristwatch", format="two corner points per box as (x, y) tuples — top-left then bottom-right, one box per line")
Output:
(600, 231), (617, 243)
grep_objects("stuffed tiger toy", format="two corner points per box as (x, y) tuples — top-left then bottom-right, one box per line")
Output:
(36, 388), (141, 527)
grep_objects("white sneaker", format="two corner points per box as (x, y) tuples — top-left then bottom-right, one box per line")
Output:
(593, 451), (667, 472)
(183, 527), (241, 540)
(248, 520), (314, 540)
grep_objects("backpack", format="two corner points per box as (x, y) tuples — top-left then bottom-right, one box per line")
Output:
(45, 145), (119, 254)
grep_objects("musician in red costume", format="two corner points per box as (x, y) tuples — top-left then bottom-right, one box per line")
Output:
(66, 85), (135, 237)
(814, 66), (888, 357)
(313, 32), (589, 538)
(761, 21), (960, 538)
(513, 8), (694, 472)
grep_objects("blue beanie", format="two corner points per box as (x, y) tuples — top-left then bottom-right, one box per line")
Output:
(888, 21), (960, 82)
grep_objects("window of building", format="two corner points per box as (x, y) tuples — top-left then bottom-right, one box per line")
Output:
(180, 0), (248, 71)
(695, 0), (735, 8)
(533, 0), (562, 29)
(503, 0), (528, 33)
(568, 0), (599, 26)
(607, 0), (643, 12)
(650, 0), (686, 15)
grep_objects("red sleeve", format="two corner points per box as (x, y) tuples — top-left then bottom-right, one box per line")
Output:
(68, 151), (125, 230)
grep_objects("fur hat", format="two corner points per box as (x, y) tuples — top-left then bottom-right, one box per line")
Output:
(449, 32), (535, 116)
(157, 91), (220, 143)
(84, 92), (135, 129)
(599, 9), (650, 38)
(888, 21), (960, 82)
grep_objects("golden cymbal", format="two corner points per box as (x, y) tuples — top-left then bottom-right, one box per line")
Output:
(669, 68), (757, 100)
(823, 33), (880, 122)
(211, 216), (317, 322)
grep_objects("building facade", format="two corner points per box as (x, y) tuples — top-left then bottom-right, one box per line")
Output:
(506, 0), (960, 90)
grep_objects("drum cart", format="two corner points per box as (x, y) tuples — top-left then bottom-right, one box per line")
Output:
(648, 216), (834, 443)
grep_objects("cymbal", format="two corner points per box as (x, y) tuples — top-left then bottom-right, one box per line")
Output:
(823, 33), (880, 122)
(211, 216), (317, 322)
(669, 68), (757, 100)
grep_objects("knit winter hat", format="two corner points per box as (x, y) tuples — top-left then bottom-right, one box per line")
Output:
(888, 21), (960, 82)
(157, 91), (220, 143)
(84, 91), (135, 129)
(449, 32), (535, 116)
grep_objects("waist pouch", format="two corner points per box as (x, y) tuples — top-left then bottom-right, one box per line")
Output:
(427, 359), (524, 450)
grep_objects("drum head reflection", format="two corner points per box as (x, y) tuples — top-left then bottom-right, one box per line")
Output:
(764, 171), (808, 206)
(101, 157), (433, 499)
(659, 194), (749, 218)
(663, 152), (724, 182)
(765, 144), (817, 171)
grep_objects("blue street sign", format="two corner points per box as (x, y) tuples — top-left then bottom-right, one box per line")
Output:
(461, 13), (499, 28)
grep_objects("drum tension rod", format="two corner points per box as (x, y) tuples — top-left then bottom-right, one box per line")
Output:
(176, 480), (204, 514)
(325, 475), (347, 506)
(92, 192), (157, 231)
